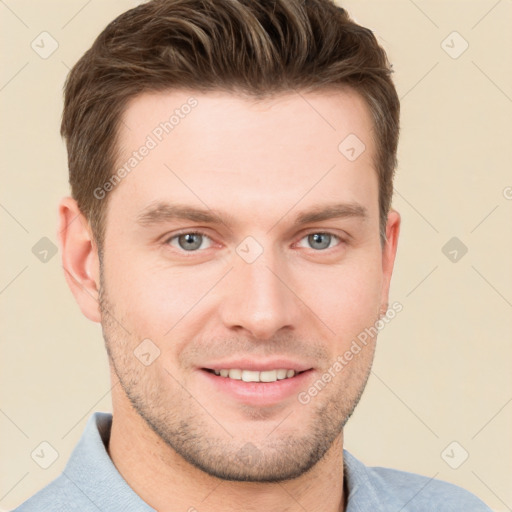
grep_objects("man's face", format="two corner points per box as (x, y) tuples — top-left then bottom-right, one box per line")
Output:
(98, 89), (399, 482)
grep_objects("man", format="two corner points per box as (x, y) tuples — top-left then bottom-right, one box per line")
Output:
(13, 0), (492, 510)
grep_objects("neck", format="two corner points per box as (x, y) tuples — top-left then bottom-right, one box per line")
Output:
(108, 380), (347, 512)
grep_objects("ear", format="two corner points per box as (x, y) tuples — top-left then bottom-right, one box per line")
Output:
(380, 208), (401, 314)
(58, 197), (101, 323)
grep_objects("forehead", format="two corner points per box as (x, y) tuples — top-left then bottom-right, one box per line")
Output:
(109, 88), (378, 230)
(120, 88), (374, 152)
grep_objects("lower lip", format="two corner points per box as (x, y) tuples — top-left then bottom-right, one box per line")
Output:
(198, 369), (314, 406)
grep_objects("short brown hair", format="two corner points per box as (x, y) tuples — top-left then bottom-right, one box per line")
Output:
(61, 0), (399, 250)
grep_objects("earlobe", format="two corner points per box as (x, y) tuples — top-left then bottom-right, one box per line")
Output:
(57, 197), (102, 323)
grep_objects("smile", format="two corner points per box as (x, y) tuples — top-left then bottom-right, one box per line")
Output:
(203, 368), (307, 383)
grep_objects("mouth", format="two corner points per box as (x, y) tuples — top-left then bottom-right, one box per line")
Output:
(201, 367), (310, 383)
(197, 358), (315, 406)
(199, 366), (315, 406)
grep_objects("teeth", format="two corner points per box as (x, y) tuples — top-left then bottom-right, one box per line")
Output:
(228, 369), (242, 380)
(259, 370), (277, 382)
(276, 369), (287, 380)
(210, 368), (298, 382)
(242, 370), (260, 382)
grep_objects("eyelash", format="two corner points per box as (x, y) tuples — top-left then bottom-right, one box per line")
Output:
(163, 230), (346, 255)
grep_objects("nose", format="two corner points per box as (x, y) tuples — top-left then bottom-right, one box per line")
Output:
(217, 247), (302, 340)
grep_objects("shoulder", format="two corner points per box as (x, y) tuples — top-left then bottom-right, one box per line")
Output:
(368, 465), (492, 511)
(343, 450), (493, 511)
(10, 473), (84, 512)
(11, 412), (113, 512)
(11, 412), (154, 512)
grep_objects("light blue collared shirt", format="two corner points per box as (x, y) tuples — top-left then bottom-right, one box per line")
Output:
(12, 412), (492, 511)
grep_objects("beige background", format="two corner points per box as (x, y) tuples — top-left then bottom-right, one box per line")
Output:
(1, 0), (511, 510)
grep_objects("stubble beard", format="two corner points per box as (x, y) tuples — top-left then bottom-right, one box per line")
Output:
(98, 272), (375, 483)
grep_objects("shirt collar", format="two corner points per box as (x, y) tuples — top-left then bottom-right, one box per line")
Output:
(343, 450), (386, 511)
(63, 412), (155, 511)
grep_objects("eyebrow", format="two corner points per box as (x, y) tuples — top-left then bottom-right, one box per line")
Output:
(135, 201), (368, 229)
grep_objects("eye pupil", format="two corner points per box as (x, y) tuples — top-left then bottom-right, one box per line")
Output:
(178, 233), (202, 251)
(308, 233), (331, 250)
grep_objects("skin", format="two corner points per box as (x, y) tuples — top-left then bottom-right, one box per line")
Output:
(59, 88), (400, 512)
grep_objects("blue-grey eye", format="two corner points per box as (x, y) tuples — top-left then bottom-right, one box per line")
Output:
(169, 233), (212, 251)
(298, 233), (339, 250)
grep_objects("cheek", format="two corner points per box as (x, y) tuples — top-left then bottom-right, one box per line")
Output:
(104, 252), (218, 337)
(299, 256), (383, 337)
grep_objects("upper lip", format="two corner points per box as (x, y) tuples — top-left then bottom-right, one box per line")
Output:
(200, 358), (314, 373)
